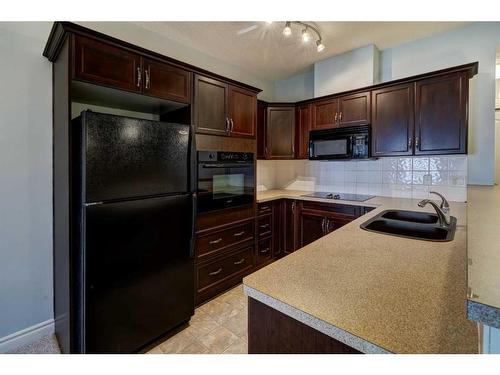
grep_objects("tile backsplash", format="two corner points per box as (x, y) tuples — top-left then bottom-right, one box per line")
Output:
(256, 156), (468, 202)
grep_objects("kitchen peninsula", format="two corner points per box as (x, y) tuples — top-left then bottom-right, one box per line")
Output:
(243, 190), (477, 354)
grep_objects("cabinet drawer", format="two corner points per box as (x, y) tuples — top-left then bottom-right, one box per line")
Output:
(300, 201), (360, 218)
(257, 214), (272, 238)
(257, 202), (272, 216)
(256, 237), (272, 265)
(196, 220), (254, 259)
(197, 246), (253, 291)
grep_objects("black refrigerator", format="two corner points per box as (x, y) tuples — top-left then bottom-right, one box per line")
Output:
(63, 110), (195, 353)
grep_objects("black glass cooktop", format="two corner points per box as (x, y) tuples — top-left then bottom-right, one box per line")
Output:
(302, 192), (375, 202)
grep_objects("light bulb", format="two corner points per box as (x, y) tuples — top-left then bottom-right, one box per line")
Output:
(283, 22), (292, 36)
(302, 29), (310, 43)
(316, 40), (325, 52)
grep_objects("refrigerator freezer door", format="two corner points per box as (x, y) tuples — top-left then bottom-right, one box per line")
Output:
(81, 111), (191, 203)
(82, 194), (194, 353)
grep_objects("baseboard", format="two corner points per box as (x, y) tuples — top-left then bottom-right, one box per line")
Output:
(0, 319), (55, 353)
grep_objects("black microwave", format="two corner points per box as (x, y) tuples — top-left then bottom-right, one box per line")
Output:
(309, 125), (371, 160)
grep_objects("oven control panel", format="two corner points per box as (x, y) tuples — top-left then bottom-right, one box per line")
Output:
(198, 151), (253, 163)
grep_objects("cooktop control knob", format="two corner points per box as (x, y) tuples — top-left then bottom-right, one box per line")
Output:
(333, 194), (341, 199)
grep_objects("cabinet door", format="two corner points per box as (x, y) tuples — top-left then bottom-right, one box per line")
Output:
(229, 86), (256, 138)
(194, 75), (229, 136)
(299, 211), (325, 248)
(312, 98), (338, 129)
(415, 72), (467, 155)
(296, 104), (312, 159)
(143, 58), (191, 103)
(338, 91), (371, 127)
(372, 83), (415, 157)
(267, 106), (295, 159)
(282, 200), (297, 255)
(257, 101), (268, 159)
(73, 35), (141, 92)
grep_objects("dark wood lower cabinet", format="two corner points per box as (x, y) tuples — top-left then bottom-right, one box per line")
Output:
(248, 298), (361, 354)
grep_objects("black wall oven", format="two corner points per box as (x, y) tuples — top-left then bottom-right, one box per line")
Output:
(197, 151), (254, 213)
(309, 125), (371, 160)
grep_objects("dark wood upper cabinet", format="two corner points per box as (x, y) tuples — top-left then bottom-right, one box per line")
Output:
(267, 106), (295, 159)
(229, 86), (256, 138)
(338, 91), (371, 127)
(194, 74), (229, 136)
(312, 98), (338, 129)
(257, 101), (267, 159)
(415, 72), (468, 155)
(73, 34), (141, 93)
(296, 104), (312, 159)
(372, 83), (415, 157)
(142, 57), (191, 103)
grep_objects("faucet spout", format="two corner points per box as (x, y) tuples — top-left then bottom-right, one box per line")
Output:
(418, 199), (451, 227)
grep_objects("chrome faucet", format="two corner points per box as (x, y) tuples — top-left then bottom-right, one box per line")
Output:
(429, 191), (450, 215)
(418, 193), (451, 227)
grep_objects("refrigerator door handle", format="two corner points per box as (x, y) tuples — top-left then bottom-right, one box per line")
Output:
(189, 193), (197, 258)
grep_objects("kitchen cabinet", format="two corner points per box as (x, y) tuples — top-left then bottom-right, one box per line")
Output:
(415, 72), (468, 155)
(371, 83), (415, 157)
(312, 92), (370, 130)
(257, 101), (267, 159)
(296, 104), (312, 159)
(282, 200), (298, 255)
(338, 91), (371, 127)
(298, 201), (360, 248)
(267, 106), (295, 159)
(194, 74), (256, 138)
(73, 34), (142, 93)
(142, 57), (191, 103)
(312, 98), (338, 129)
(73, 35), (192, 103)
(229, 85), (256, 137)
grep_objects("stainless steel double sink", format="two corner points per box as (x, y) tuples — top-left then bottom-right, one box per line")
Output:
(360, 209), (457, 242)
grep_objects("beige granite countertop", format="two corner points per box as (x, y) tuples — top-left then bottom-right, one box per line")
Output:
(467, 186), (500, 313)
(243, 190), (477, 353)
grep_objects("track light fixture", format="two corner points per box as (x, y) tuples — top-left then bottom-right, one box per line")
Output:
(281, 21), (325, 52)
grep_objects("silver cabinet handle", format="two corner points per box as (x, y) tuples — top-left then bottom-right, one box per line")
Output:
(209, 238), (222, 245)
(225, 117), (230, 132)
(259, 224), (269, 229)
(415, 137), (420, 149)
(260, 248), (270, 254)
(260, 206), (270, 211)
(321, 217), (326, 234)
(233, 231), (245, 237)
(230, 118), (234, 132)
(145, 67), (150, 89)
(209, 268), (222, 276)
(234, 258), (245, 265)
(408, 138), (413, 149)
(136, 67), (142, 87)
(334, 112), (338, 123)
(339, 111), (343, 122)
(292, 201), (296, 213)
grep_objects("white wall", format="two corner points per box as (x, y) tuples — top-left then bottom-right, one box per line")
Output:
(0, 22), (53, 339)
(380, 22), (500, 185)
(314, 44), (380, 97)
(274, 69), (314, 102)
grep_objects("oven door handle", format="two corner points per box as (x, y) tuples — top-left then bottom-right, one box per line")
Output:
(201, 163), (253, 168)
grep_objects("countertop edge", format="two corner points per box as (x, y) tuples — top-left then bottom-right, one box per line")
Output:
(243, 285), (391, 354)
(467, 300), (500, 329)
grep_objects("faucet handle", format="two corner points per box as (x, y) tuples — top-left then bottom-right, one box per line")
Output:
(429, 191), (449, 211)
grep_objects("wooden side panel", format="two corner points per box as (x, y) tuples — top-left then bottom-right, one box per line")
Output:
(248, 298), (361, 354)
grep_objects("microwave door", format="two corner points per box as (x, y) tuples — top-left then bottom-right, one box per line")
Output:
(311, 137), (352, 159)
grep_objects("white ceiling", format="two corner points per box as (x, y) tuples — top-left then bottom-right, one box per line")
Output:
(134, 22), (469, 81)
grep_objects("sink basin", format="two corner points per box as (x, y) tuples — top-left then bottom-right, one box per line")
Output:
(360, 210), (456, 242)
(380, 210), (438, 224)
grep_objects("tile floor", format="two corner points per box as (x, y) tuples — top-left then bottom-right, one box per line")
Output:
(9, 284), (247, 354)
